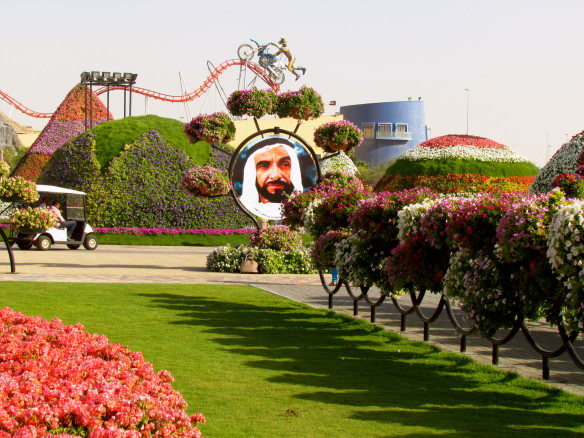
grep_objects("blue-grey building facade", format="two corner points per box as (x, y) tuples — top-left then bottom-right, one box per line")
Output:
(340, 100), (428, 167)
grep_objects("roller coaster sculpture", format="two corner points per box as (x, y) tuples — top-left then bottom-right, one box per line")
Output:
(0, 56), (283, 120)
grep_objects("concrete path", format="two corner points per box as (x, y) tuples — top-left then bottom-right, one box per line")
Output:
(1, 244), (583, 396)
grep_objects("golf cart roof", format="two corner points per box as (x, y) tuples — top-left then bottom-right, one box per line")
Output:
(37, 185), (87, 196)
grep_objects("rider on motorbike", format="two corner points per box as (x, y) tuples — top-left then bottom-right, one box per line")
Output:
(274, 38), (306, 81)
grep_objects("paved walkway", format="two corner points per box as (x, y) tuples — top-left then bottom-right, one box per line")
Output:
(1, 244), (583, 396)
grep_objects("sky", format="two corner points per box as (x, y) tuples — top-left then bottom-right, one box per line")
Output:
(1, 0), (583, 167)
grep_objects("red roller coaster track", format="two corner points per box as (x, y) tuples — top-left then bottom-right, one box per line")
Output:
(0, 59), (280, 119)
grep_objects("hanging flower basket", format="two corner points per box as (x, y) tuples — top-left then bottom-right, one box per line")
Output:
(314, 120), (364, 153)
(0, 176), (39, 204)
(0, 160), (9, 178)
(184, 112), (235, 144)
(181, 165), (231, 197)
(276, 86), (324, 121)
(10, 206), (57, 233)
(227, 88), (278, 118)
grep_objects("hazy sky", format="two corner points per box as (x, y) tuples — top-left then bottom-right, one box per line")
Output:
(1, 0), (583, 166)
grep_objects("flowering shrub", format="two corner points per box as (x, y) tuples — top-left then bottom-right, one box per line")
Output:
(281, 190), (317, 229)
(10, 206), (57, 232)
(0, 159), (9, 177)
(281, 171), (366, 231)
(443, 248), (520, 336)
(531, 132), (584, 193)
(305, 184), (373, 238)
(184, 112), (235, 144)
(311, 229), (351, 270)
(313, 120), (363, 153)
(276, 86), (324, 120)
(0, 307), (205, 437)
(443, 192), (525, 251)
(319, 151), (360, 176)
(226, 88), (277, 118)
(0, 176), (39, 203)
(552, 168), (584, 199)
(547, 200), (584, 331)
(249, 225), (303, 251)
(386, 233), (452, 293)
(182, 165), (231, 197)
(206, 244), (314, 274)
(386, 195), (468, 293)
(493, 190), (568, 323)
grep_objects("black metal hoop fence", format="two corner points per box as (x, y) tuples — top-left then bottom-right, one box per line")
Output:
(318, 270), (584, 381)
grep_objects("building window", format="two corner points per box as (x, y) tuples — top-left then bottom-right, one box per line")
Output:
(377, 123), (393, 139)
(362, 122), (375, 139)
(395, 123), (409, 137)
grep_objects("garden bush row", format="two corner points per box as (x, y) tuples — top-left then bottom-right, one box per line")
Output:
(282, 169), (584, 336)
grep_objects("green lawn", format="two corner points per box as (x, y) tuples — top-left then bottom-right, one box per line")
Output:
(1, 282), (583, 437)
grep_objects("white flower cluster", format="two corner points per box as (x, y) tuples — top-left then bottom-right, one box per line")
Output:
(399, 144), (531, 163)
(319, 151), (360, 175)
(547, 200), (584, 289)
(397, 199), (438, 242)
(531, 135), (584, 193)
(547, 200), (584, 330)
(302, 198), (322, 235)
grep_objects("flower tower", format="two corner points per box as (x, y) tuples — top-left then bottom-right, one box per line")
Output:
(530, 130), (584, 196)
(10, 84), (113, 181)
(374, 134), (539, 194)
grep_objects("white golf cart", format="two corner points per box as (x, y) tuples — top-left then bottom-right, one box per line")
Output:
(12, 185), (98, 251)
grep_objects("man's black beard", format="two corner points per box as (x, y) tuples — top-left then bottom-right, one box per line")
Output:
(256, 180), (294, 203)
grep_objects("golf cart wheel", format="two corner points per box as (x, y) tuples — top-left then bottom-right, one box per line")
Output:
(67, 244), (81, 250)
(36, 235), (52, 251)
(16, 240), (33, 250)
(83, 234), (98, 250)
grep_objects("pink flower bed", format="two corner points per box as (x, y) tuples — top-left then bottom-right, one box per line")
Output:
(0, 307), (205, 437)
(419, 134), (507, 149)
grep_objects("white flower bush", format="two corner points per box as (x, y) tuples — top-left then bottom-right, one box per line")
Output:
(547, 200), (584, 330)
(399, 144), (531, 163)
(319, 151), (360, 175)
(531, 133), (584, 193)
(396, 199), (438, 242)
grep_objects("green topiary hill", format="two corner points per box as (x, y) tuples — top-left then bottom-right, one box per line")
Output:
(38, 115), (247, 230)
(375, 134), (539, 194)
(89, 115), (211, 169)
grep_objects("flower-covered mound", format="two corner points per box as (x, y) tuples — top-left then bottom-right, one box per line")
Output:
(375, 134), (539, 194)
(531, 130), (584, 194)
(11, 84), (113, 182)
(0, 307), (205, 437)
(38, 124), (250, 230)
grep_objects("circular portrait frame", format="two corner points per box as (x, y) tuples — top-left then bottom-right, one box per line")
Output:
(229, 128), (321, 224)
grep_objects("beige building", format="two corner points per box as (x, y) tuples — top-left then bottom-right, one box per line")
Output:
(230, 114), (343, 155)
